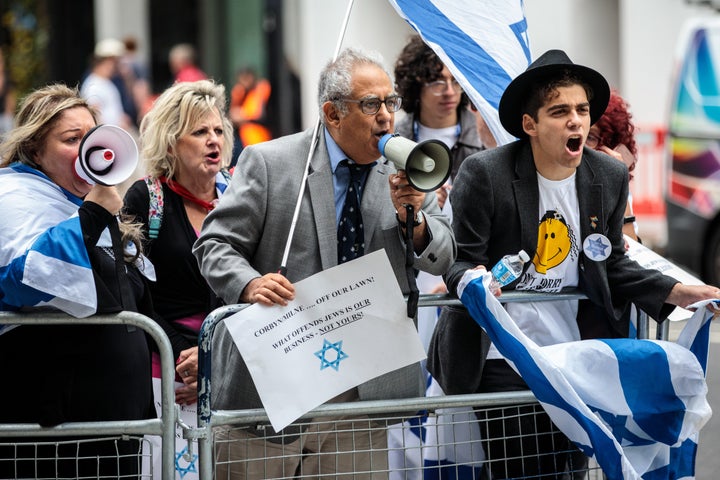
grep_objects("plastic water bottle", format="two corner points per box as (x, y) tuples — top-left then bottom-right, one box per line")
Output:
(489, 250), (530, 290)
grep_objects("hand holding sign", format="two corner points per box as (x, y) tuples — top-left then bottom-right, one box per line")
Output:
(224, 250), (426, 431)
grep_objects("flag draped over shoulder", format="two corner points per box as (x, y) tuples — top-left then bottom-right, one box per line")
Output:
(386, 0), (531, 145)
(0, 164), (98, 330)
(458, 271), (713, 480)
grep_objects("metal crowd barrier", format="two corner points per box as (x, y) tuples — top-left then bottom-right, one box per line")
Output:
(0, 311), (178, 480)
(192, 291), (655, 479)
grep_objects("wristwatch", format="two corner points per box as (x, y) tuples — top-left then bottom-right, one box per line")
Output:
(396, 210), (424, 227)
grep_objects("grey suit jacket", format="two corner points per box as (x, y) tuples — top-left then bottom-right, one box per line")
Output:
(193, 127), (456, 415)
(428, 140), (678, 395)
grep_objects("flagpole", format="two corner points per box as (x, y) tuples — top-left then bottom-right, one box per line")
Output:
(278, 0), (355, 275)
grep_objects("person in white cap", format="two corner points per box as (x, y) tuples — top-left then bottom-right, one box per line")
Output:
(80, 38), (133, 130)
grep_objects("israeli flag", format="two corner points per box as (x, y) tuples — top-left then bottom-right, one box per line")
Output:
(386, 0), (531, 145)
(386, 378), (485, 480)
(457, 270), (713, 480)
(0, 164), (98, 331)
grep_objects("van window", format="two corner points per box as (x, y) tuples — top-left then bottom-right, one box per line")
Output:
(666, 18), (720, 284)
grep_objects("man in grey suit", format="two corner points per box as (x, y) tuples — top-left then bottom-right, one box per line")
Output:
(427, 49), (720, 479)
(193, 47), (456, 479)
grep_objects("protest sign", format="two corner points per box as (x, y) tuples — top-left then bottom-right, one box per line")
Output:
(625, 236), (705, 321)
(224, 249), (426, 431)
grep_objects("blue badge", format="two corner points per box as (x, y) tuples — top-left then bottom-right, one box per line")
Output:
(583, 233), (611, 261)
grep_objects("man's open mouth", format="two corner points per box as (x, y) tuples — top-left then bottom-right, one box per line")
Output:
(567, 137), (582, 152)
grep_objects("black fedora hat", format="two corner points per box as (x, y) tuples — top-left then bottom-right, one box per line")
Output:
(498, 49), (610, 139)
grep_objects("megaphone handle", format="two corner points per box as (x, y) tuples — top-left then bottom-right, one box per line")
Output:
(403, 204), (419, 318)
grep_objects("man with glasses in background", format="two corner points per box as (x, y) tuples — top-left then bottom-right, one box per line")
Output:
(392, 34), (490, 391)
(194, 46), (456, 479)
(394, 34), (488, 212)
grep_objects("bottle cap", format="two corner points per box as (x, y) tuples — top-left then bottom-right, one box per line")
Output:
(518, 250), (530, 262)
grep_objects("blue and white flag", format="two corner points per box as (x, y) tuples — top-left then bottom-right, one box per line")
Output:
(458, 270), (713, 480)
(386, 0), (531, 145)
(0, 164), (98, 330)
(387, 379), (486, 480)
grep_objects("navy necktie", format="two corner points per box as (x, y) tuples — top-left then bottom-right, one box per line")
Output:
(337, 160), (371, 264)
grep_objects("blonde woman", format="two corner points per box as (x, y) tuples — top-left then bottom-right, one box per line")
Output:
(123, 79), (234, 405)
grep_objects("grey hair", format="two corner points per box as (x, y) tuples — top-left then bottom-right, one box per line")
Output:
(317, 47), (392, 124)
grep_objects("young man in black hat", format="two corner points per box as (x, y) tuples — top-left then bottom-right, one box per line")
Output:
(428, 49), (720, 478)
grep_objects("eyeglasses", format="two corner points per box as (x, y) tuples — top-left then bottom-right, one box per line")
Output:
(586, 134), (601, 149)
(340, 95), (403, 115)
(425, 79), (463, 96)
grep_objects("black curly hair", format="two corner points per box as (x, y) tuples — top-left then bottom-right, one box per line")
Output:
(394, 34), (468, 115)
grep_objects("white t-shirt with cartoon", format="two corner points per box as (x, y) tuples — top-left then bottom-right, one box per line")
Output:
(487, 172), (583, 359)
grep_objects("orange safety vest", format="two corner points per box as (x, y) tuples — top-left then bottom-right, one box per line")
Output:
(231, 79), (272, 147)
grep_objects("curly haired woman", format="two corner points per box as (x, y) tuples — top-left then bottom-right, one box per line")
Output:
(586, 90), (639, 240)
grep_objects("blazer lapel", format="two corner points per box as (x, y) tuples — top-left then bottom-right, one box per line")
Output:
(359, 160), (388, 248)
(307, 129), (340, 270)
(575, 152), (610, 310)
(576, 157), (604, 239)
(514, 143), (540, 255)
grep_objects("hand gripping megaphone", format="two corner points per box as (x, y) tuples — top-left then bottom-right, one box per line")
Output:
(378, 133), (451, 192)
(74, 125), (139, 186)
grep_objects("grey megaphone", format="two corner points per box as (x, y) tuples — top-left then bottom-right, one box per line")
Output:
(74, 125), (139, 186)
(378, 133), (451, 192)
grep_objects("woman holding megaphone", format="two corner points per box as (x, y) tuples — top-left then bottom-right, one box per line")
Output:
(0, 83), (155, 479)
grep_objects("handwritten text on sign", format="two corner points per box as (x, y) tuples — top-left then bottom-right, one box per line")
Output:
(225, 250), (426, 431)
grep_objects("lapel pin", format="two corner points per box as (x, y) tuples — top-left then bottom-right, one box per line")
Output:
(589, 215), (599, 230)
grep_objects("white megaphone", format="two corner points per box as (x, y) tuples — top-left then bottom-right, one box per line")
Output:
(378, 133), (451, 192)
(74, 125), (139, 186)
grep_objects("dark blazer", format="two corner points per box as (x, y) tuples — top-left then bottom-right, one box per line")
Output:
(428, 140), (678, 395)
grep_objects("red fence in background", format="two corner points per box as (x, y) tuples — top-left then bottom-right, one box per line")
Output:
(632, 125), (667, 216)
(629, 125), (667, 249)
